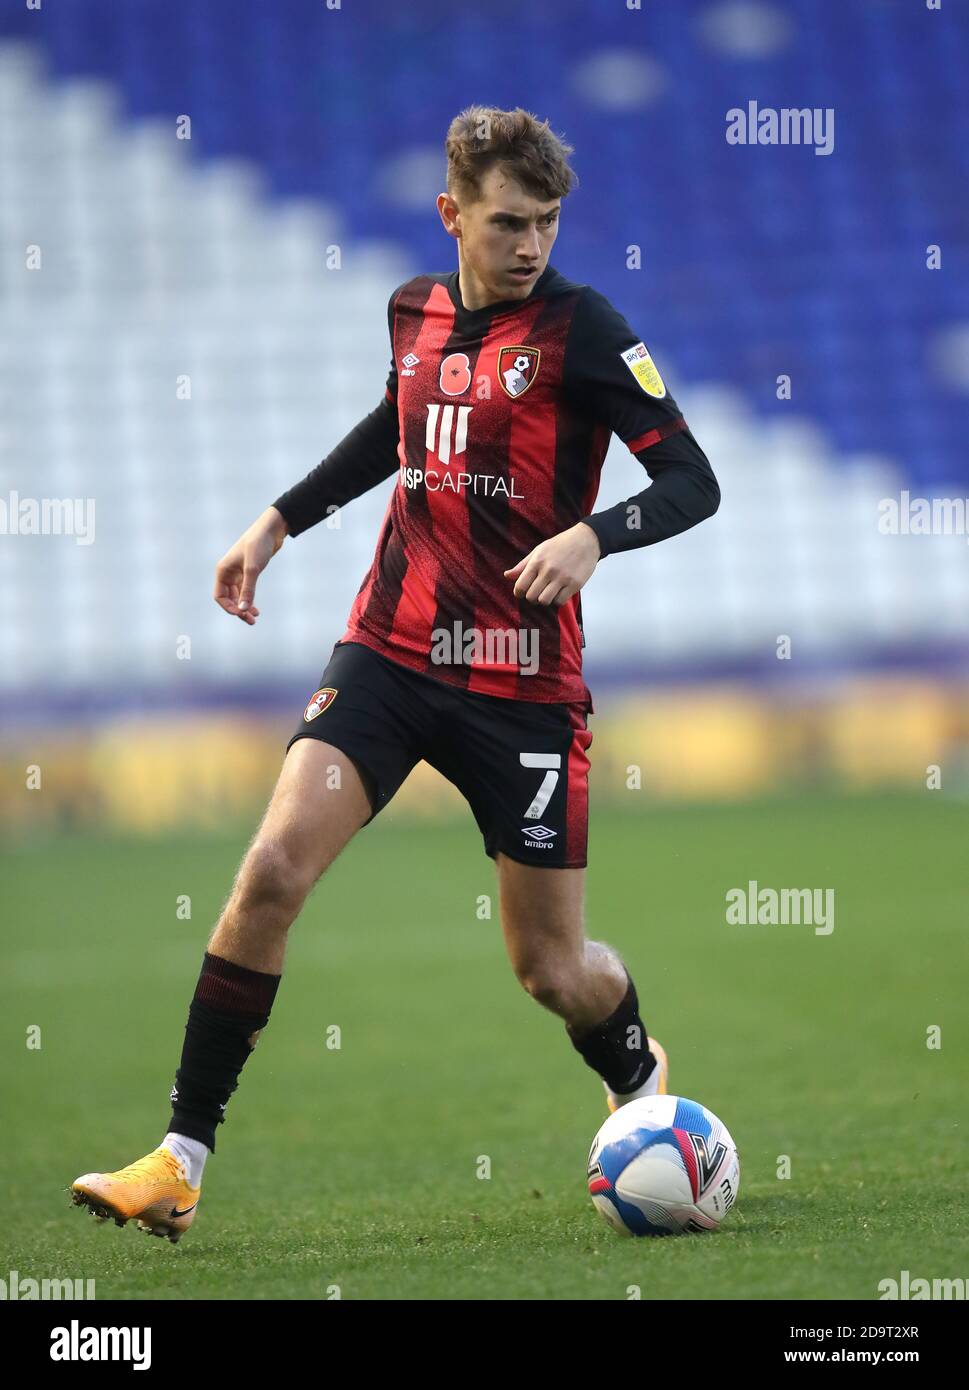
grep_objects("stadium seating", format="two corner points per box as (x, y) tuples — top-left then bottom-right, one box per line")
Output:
(1, 1), (966, 698)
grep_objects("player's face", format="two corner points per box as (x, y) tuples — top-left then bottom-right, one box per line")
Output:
(444, 164), (561, 306)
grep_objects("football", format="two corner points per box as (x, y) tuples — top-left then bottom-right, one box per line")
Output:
(587, 1094), (740, 1236)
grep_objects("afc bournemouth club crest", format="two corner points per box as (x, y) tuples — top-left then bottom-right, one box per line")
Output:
(498, 345), (540, 400)
(303, 687), (338, 722)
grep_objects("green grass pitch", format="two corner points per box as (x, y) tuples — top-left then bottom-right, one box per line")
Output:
(2, 792), (966, 1300)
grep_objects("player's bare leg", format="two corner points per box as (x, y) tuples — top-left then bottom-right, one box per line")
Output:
(496, 858), (624, 1027)
(495, 854), (667, 1109)
(209, 737), (373, 974)
(71, 739), (372, 1240)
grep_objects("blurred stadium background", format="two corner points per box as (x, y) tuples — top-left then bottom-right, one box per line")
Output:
(1, 0), (967, 831)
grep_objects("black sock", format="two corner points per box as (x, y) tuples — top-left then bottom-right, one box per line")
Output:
(168, 952), (281, 1152)
(567, 971), (656, 1094)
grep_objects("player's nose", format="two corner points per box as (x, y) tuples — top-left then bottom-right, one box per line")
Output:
(519, 228), (542, 260)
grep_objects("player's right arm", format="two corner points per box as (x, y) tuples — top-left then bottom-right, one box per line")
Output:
(213, 288), (402, 624)
(269, 390), (400, 538)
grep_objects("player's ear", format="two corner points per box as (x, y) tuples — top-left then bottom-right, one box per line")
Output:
(437, 191), (460, 238)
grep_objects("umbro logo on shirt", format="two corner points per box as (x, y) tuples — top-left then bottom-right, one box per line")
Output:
(401, 352), (420, 376)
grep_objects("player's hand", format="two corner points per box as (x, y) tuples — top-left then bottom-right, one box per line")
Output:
(504, 522), (601, 607)
(213, 506), (289, 625)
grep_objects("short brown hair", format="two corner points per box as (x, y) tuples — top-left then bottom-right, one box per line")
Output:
(445, 105), (578, 204)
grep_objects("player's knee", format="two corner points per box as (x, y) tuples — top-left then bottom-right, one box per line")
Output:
(517, 962), (577, 1015)
(237, 837), (314, 915)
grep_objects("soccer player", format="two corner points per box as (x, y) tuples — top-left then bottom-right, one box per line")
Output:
(72, 107), (720, 1242)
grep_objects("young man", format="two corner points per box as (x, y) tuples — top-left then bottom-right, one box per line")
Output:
(72, 107), (719, 1242)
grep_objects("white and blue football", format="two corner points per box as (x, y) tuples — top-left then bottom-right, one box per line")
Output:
(587, 1094), (740, 1236)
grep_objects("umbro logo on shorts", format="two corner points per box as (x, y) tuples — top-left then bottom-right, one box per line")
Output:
(304, 687), (338, 721)
(522, 824), (557, 849)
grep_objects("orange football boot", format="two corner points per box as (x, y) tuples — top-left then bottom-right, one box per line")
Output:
(71, 1146), (201, 1244)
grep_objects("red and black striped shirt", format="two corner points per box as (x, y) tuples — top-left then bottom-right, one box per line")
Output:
(274, 264), (719, 704)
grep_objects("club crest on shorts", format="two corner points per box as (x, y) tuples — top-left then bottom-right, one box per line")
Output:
(303, 687), (338, 721)
(498, 345), (540, 399)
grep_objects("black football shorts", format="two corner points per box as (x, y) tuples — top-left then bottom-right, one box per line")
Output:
(287, 640), (594, 868)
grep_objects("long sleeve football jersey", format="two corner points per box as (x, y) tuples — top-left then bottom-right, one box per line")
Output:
(273, 265), (719, 703)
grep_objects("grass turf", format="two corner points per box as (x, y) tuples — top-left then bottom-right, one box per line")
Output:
(2, 792), (966, 1300)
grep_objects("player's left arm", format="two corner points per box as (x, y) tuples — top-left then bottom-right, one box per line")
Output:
(506, 287), (719, 606)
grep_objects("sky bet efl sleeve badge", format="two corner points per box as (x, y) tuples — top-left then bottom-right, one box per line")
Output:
(498, 345), (540, 399)
(621, 341), (667, 398)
